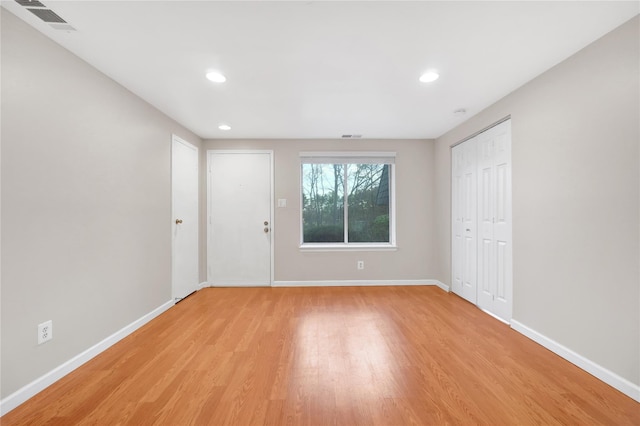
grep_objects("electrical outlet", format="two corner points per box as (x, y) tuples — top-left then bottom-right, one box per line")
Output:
(38, 320), (52, 344)
(357, 260), (364, 270)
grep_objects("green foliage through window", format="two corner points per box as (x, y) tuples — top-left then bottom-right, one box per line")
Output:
(302, 162), (391, 243)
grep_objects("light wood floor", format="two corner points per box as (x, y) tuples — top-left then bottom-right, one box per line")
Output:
(2, 286), (639, 425)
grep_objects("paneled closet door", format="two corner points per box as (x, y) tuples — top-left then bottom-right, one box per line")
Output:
(451, 138), (478, 304)
(476, 120), (512, 322)
(452, 119), (512, 323)
(452, 145), (464, 297)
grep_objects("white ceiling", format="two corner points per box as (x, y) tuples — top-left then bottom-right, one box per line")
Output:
(3, 1), (638, 139)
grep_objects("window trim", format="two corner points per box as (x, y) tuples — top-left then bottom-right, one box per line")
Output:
(299, 152), (397, 250)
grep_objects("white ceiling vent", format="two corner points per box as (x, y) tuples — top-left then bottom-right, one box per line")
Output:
(27, 8), (66, 23)
(15, 0), (76, 30)
(15, 0), (46, 7)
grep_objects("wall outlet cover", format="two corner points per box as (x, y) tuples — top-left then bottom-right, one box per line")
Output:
(38, 320), (53, 344)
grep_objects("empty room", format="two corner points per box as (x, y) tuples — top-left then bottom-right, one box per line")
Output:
(1, 1), (639, 425)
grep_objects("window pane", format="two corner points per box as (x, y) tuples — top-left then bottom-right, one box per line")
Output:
(347, 164), (390, 243)
(302, 164), (344, 242)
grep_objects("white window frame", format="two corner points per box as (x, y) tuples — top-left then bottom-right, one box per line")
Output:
(299, 152), (397, 251)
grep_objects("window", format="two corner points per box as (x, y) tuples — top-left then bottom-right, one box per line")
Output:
(300, 152), (395, 247)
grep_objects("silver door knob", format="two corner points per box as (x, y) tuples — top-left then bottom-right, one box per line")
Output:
(264, 221), (269, 226)
(264, 227), (269, 233)
(176, 219), (183, 224)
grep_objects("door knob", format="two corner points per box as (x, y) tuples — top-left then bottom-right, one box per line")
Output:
(264, 221), (269, 226)
(176, 219), (183, 224)
(264, 227), (269, 233)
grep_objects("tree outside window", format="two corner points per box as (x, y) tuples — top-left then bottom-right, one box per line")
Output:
(302, 162), (391, 244)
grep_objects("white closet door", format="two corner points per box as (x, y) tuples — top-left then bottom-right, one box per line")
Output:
(452, 144), (464, 296)
(452, 139), (477, 304)
(452, 119), (512, 323)
(490, 120), (512, 321)
(477, 128), (495, 311)
(476, 120), (512, 322)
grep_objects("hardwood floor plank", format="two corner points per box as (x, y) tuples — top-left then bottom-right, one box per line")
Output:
(2, 286), (639, 425)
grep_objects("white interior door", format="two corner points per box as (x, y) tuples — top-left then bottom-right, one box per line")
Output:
(452, 119), (512, 323)
(452, 145), (464, 296)
(207, 151), (273, 286)
(477, 121), (512, 322)
(452, 139), (477, 304)
(172, 135), (199, 300)
(477, 129), (495, 310)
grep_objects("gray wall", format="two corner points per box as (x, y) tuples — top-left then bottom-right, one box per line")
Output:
(201, 139), (436, 283)
(1, 10), (202, 398)
(435, 16), (639, 385)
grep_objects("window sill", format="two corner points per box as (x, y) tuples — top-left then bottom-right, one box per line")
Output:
(299, 243), (397, 252)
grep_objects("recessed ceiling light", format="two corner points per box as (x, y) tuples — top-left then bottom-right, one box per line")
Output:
(206, 71), (226, 83)
(218, 124), (231, 131)
(419, 71), (440, 83)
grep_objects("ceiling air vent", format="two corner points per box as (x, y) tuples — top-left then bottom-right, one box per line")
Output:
(15, 0), (76, 31)
(15, 0), (46, 7)
(27, 8), (67, 23)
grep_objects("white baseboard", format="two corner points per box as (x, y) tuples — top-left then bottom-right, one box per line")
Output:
(0, 300), (175, 416)
(511, 319), (640, 403)
(432, 280), (450, 292)
(272, 279), (450, 291)
(480, 308), (510, 325)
